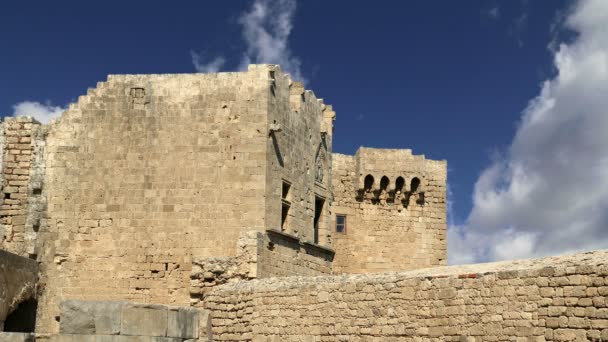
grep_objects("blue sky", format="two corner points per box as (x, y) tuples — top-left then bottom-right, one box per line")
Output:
(3, 0), (607, 263)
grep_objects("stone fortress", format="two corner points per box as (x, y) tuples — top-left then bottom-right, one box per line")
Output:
(0, 65), (606, 341)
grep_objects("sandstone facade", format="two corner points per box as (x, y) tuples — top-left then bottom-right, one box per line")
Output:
(331, 148), (447, 273)
(0, 64), (451, 337)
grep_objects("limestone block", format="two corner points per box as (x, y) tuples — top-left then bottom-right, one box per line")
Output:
(167, 307), (198, 338)
(197, 309), (212, 341)
(0, 332), (35, 342)
(59, 300), (125, 335)
(50, 335), (183, 342)
(121, 303), (168, 337)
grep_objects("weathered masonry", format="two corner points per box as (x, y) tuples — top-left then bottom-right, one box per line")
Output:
(206, 250), (608, 341)
(331, 148), (447, 274)
(0, 64), (448, 337)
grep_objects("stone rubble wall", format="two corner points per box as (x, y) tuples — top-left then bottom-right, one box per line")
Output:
(46, 300), (211, 341)
(190, 231), (333, 306)
(205, 250), (608, 341)
(0, 249), (38, 330)
(0, 117), (47, 258)
(331, 149), (447, 274)
(257, 229), (333, 278)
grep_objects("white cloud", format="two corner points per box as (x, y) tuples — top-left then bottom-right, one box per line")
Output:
(191, 0), (304, 82)
(12, 101), (65, 124)
(238, 0), (303, 82)
(449, 0), (608, 264)
(191, 51), (226, 73)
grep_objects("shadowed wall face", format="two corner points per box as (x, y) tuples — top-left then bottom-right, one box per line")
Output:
(0, 250), (38, 331)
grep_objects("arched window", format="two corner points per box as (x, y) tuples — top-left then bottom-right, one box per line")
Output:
(364, 174), (374, 191)
(395, 177), (405, 193)
(380, 176), (390, 191)
(410, 177), (421, 193)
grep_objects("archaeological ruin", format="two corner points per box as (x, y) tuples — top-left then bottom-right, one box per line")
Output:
(0, 65), (606, 341)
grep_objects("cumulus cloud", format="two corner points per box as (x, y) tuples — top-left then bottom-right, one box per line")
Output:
(191, 51), (226, 73)
(449, 0), (608, 264)
(191, 0), (304, 82)
(12, 101), (65, 124)
(237, 0), (303, 81)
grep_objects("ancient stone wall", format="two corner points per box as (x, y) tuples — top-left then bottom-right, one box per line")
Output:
(189, 231), (333, 307)
(264, 66), (335, 247)
(258, 229), (333, 278)
(331, 148), (447, 274)
(35, 68), (272, 333)
(0, 117), (47, 258)
(0, 249), (38, 331)
(205, 250), (608, 341)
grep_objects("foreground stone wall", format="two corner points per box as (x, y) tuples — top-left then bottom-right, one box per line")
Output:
(331, 148), (447, 274)
(205, 250), (608, 341)
(0, 249), (38, 330)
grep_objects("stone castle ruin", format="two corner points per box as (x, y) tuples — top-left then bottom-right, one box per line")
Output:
(0, 65), (606, 341)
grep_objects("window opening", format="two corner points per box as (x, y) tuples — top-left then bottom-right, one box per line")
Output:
(336, 215), (346, 233)
(314, 196), (325, 244)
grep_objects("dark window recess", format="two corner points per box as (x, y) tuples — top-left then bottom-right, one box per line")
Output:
(336, 215), (346, 233)
(4, 299), (37, 332)
(411, 177), (421, 193)
(282, 181), (291, 200)
(281, 203), (289, 231)
(314, 197), (325, 244)
(281, 181), (291, 231)
(32, 188), (42, 195)
(364, 174), (374, 191)
(395, 177), (405, 193)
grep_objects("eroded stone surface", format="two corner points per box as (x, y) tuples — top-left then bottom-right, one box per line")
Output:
(0, 249), (38, 329)
(59, 300), (124, 335)
(205, 250), (608, 341)
(0, 332), (35, 342)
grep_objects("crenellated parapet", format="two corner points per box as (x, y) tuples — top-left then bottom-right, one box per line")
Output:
(352, 147), (444, 208)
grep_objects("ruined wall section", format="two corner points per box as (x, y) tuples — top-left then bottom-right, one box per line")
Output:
(258, 229), (333, 278)
(0, 117), (47, 258)
(189, 230), (333, 307)
(205, 250), (608, 341)
(331, 148), (447, 274)
(36, 70), (270, 333)
(0, 249), (38, 331)
(264, 66), (335, 247)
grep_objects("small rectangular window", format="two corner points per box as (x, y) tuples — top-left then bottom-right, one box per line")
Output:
(336, 215), (346, 233)
(281, 203), (290, 231)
